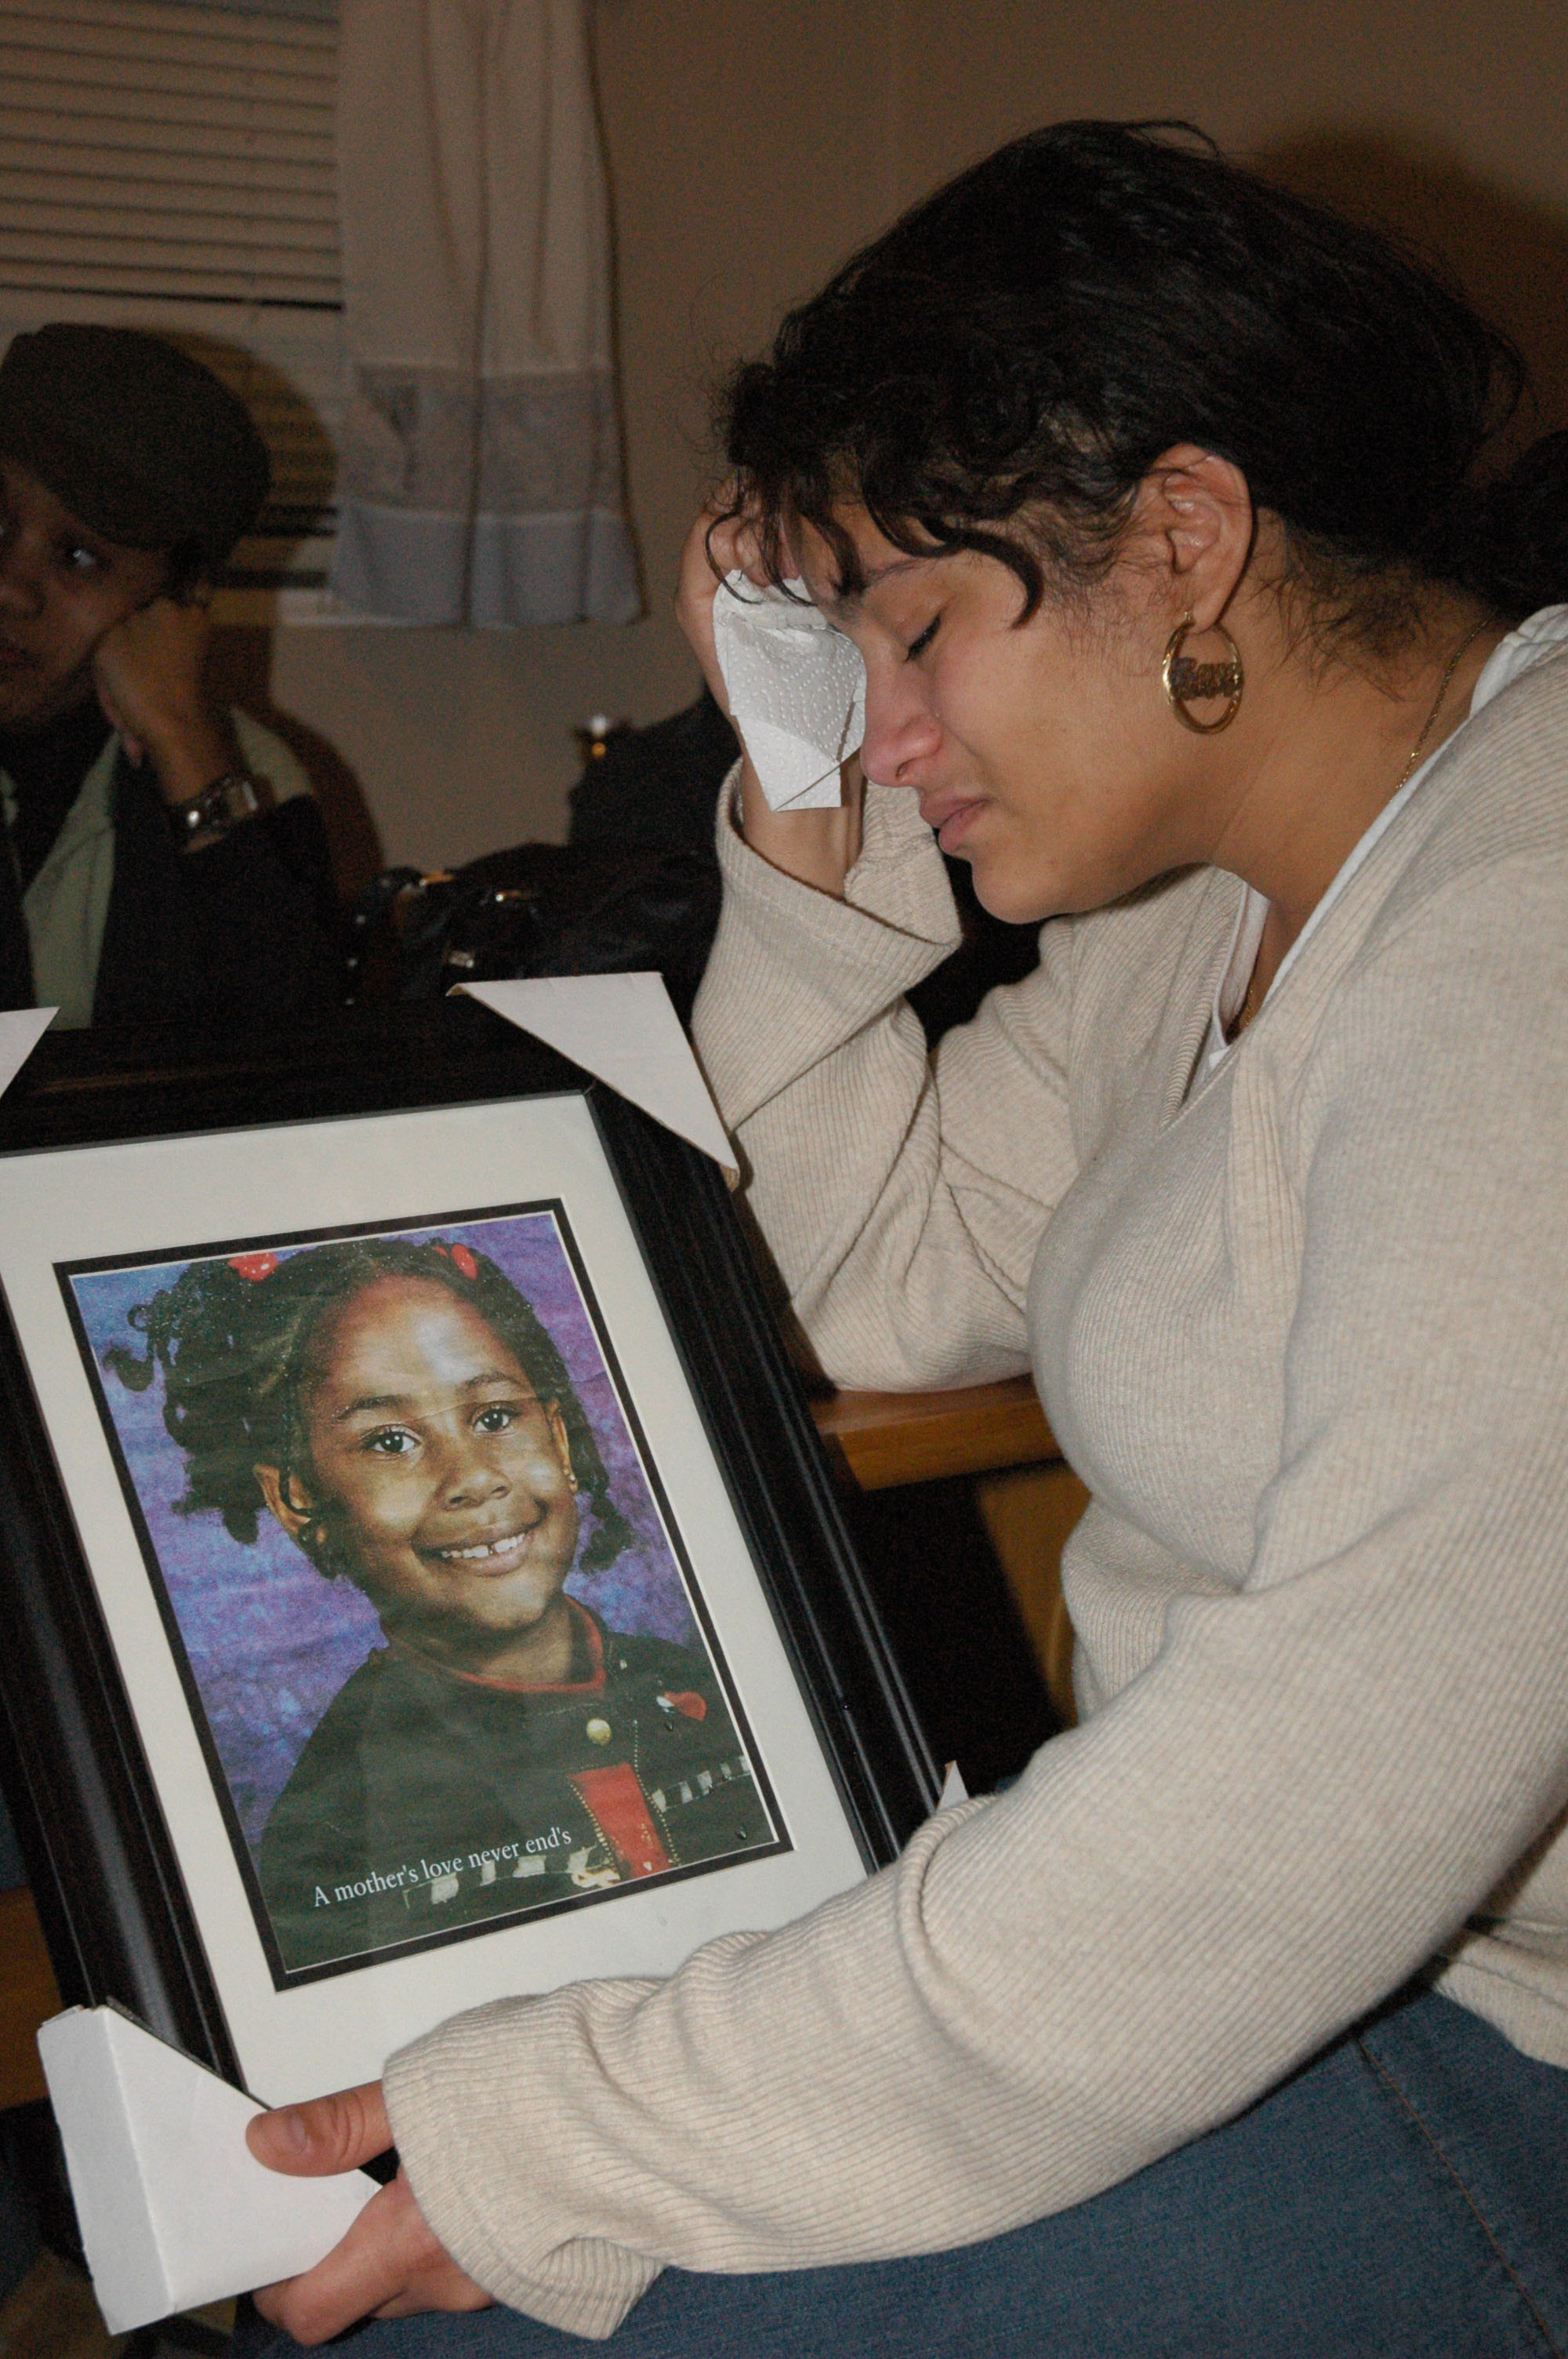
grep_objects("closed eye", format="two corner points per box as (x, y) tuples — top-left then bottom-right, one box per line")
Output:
(905, 614), (940, 661)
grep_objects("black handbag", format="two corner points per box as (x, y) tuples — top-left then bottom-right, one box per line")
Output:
(342, 685), (1039, 1032)
(344, 842), (722, 1024)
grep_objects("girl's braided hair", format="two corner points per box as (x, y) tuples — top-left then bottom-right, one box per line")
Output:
(104, 1235), (632, 1576)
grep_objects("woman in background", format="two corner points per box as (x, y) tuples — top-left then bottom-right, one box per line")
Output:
(0, 324), (339, 1027)
(244, 123), (1568, 2354)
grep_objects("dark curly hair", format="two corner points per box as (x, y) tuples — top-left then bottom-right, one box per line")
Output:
(104, 1234), (632, 1579)
(719, 119), (1568, 649)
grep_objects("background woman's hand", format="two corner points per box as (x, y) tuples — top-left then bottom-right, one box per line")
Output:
(91, 591), (242, 804)
(676, 496), (864, 896)
(246, 2080), (492, 2345)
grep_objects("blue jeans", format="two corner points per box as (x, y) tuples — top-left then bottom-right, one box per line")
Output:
(238, 1983), (1568, 2357)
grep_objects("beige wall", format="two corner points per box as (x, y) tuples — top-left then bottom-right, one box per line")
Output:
(244, 0), (1568, 883)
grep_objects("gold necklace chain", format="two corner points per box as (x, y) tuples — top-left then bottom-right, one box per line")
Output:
(1231, 620), (1489, 1042)
(1397, 619), (1490, 789)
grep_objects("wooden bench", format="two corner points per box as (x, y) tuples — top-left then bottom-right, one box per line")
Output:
(0, 1886), (58, 2110)
(811, 1372), (1085, 1727)
(811, 1371), (1056, 1489)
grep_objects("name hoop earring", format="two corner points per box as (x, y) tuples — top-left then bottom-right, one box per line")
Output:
(1162, 612), (1244, 735)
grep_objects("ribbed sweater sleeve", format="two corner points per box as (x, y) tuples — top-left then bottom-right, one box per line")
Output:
(384, 829), (1568, 2341)
(691, 773), (1076, 1387)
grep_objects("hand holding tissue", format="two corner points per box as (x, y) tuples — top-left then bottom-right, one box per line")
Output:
(711, 572), (866, 812)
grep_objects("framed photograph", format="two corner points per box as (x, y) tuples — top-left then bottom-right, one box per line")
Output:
(0, 1005), (935, 2104)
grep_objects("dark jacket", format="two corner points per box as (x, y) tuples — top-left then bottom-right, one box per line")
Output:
(257, 1602), (771, 1976)
(0, 744), (339, 1022)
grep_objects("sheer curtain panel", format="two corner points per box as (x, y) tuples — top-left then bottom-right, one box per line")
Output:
(331, 0), (638, 625)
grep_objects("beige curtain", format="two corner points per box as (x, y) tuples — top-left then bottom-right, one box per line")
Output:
(331, 0), (639, 625)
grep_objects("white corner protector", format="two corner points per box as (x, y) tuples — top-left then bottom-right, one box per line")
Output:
(456, 973), (739, 1182)
(0, 1008), (56, 1100)
(37, 2005), (378, 2334)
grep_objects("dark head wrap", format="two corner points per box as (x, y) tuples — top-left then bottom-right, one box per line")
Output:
(0, 323), (270, 570)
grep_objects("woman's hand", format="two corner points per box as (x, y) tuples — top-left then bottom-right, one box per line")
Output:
(676, 496), (863, 897)
(92, 592), (241, 804)
(673, 494), (764, 722)
(245, 2081), (493, 2345)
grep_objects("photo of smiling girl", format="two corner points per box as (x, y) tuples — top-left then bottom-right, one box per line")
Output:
(79, 1223), (775, 1977)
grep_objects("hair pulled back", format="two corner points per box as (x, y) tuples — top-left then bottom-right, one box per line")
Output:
(722, 120), (1568, 643)
(105, 1234), (631, 1577)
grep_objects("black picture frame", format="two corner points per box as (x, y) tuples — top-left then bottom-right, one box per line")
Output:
(0, 1001), (935, 2096)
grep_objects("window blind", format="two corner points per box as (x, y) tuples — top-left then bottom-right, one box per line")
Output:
(0, 0), (343, 609)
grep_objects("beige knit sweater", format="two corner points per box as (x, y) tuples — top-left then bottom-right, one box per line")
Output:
(384, 645), (1568, 2342)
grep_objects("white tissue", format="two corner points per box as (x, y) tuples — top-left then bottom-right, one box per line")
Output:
(712, 572), (865, 811)
(455, 974), (737, 1180)
(37, 2005), (378, 2333)
(0, 1007), (55, 1100)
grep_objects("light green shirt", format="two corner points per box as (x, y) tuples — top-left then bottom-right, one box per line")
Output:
(0, 709), (312, 1028)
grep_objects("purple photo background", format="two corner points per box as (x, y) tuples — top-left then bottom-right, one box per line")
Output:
(69, 1209), (701, 1851)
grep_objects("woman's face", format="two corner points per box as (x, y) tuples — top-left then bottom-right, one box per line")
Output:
(287, 1275), (580, 1650)
(0, 456), (170, 732)
(798, 507), (1219, 925)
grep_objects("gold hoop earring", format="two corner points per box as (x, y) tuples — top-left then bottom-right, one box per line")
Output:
(1162, 612), (1244, 735)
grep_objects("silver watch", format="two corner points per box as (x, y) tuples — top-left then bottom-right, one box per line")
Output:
(166, 769), (266, 848)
